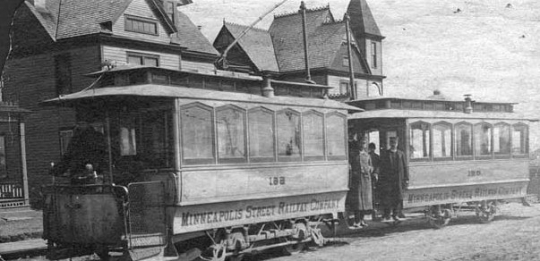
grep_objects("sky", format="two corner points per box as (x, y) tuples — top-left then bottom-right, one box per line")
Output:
(181, 0), (540, 109)
(181, 0), (540, 147)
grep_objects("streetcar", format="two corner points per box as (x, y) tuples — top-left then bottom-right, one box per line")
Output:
(348, 93), (535, 228)
(41, 65), (360, 261)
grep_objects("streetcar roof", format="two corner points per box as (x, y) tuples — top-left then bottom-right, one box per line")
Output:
(41, 84), (361, 111)
(348, 109), (537, 121)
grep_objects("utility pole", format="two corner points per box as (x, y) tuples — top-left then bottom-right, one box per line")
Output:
(344, 14), (356, 100)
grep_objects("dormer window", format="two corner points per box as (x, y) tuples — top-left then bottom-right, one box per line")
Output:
(164, 1), (176, 24)
(342, 56), (350, 67)
(125, 15), (158, 35)
(371, 41), (377, 68)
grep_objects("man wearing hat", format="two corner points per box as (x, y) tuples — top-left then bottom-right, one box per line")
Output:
(379, 137), (409, 222)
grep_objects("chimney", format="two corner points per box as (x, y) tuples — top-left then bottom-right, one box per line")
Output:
(464, 94), (473, 114)
(33, 0), (48, 12)
(262, 76), (274, 98)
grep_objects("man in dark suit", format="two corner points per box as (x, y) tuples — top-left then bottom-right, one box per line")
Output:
(379, 137), (409, 221)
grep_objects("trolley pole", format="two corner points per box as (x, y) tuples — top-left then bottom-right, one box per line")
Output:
(345, 14), (356, 100)
(300, 1), (314, 84)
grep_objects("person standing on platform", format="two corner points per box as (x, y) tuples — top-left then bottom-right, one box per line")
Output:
(368, 142), (381, 220)
(348, 136), (374, 227)
(380, 137), (409, 222)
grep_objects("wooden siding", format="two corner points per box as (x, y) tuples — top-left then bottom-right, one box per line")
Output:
(3, 46), (101, 205)
(112, 0), (172, 44)
(327, 75), (369, 98)
(102, 45), (181, 70)
(181, 59), (217, 72)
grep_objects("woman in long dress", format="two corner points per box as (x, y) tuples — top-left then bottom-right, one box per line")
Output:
(348, 136), (374, 227)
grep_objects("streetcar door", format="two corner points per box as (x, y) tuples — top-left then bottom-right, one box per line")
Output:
(127, 181), (167, 260)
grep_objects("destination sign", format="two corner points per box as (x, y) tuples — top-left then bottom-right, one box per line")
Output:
(180, 198), (339, 227)
(407, 185), (524, 204)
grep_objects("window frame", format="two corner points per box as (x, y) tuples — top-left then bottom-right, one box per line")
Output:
(180, 102), (216, 165)
(326, 112), (348, 161)
(455, 122), (473, 160)
(127, 52), (160, 67)
(512, 123), (529, 158)
(371, 41), (377, 68)
(54, 53), (72, 96)
(215, 105), (247, 164)
(276, 108), (302, 162)
(248, 107), (276, 163)
(473, 122), (493, 160)
(0, 135), (7, 179)
(302, 110), (325, 161)
(493, 122), (511, 159)
(432, 121), (453, 161)
(409, 121), (431, 162)
(125, 15), (159, 35)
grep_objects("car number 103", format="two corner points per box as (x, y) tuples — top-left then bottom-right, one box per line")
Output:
(269, 177), (285, 186)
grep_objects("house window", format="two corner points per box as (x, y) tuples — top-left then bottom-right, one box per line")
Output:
(55, 54), (72, 95)
(339, 81), (349, 95)
(127, 52), (159, 67)
(342, 56), (350, 67)
(125, 16), (158, 35)
(59, 129), (74, 156)
(371, 41), (377, 68)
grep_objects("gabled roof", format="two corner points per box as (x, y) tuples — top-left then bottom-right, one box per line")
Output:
(346, 0), (383, 38)
(54, 0), (133, 39)
(174, 11), (219, 56)
(270, 7), (333, 71)
(221, 22), (278, 72)
(22, 0), (217, 56)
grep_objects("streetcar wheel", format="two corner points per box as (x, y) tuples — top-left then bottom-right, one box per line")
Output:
(282, 222), (307, 255)
(283, 242), (305, 255)
(427, 207), (452, 229)
(228, 254), (244, 261)
(476, 200), (497, 223)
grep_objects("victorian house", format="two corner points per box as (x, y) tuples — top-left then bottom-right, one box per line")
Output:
(213, 0), (385, 100)
(2, 0), (218, 205)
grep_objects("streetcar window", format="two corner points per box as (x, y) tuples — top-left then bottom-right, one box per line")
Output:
(248, 107), (275, 162)
(433, 122), (452, 159)
(0, 136), (7, 179)
(409, 122), (430, 160)
(512, 124), (528, 156)
(216, 106), (247, 163)
(494, 123), (511, 156)
(181, 103), (215, 165)
(276, 109), (301, 160)
(326, 113), (347, 160)
(140, 110), (173, 168)
(455, 123), (473, 157)
(474, 123), (492, 158)
(303, 110), (324, 160)
(119, 126), (137, 156)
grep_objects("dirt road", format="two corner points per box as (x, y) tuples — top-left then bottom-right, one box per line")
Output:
(264, 202), (540, 261)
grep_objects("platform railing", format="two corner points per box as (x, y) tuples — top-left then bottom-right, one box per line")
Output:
(0, 183), (24, 199)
